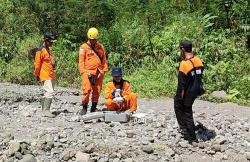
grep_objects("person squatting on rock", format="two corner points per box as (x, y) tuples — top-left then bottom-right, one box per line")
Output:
(174, 40), (205, 143)
(78, 27), (108, 115)
(104, 67), (137, 113)
(34, 32), (56, 118)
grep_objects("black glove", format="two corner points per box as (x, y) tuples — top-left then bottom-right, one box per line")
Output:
(88, 74), (96, 86)
(36, 76), (40, 81)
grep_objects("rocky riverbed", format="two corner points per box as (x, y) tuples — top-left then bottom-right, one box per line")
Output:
(0, 83), (249, 162)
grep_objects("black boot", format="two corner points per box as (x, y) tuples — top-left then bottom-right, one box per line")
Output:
(78, 103), (88, 115)
(90, 102), (97, 112)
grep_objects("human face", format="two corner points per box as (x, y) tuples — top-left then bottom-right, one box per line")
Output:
(45, 39), (54, 47)
(113, 76), (122, 82)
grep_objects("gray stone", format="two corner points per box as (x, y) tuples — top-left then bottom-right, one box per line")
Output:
(215, 136), (227, 145)
(19, 154), (37, 162)
(81, 112), (104, 122)
(62, 150), (75, 161)
(211, 91), (227, 99)
(59, 138), (68, 143)
(71, 116), (81, 122)
(104, 112), (130, 123)
(85, 143), (95, 153)
(207, 150), (216, 155)
(211, 144), (221, 152)
(179, 141), (188, 148)
(126, 131), (135, 138)
(142, 146), (154, 154)
(8, 141), (20, 155)
(246, 152), (250, 160)
(165, 148), (175, 158)
(75, 151), (90, 162)
(112, 158), (120, 162)
(123, 158), (133, 162)
(174, 155), (182, 162)
(14, 152), (23, 160)
(97, 157), (109, 162)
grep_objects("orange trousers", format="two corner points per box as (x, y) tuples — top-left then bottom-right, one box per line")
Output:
(105, 92), (137, 112)
(82, 73), (104, 104)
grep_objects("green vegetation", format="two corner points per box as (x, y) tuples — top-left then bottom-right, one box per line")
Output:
(0, 0), (249, 104)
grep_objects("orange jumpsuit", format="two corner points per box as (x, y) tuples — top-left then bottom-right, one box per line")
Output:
(34, 47), (55, 81)
(105, 80), (137, 112)
(79, 42), (108, 104)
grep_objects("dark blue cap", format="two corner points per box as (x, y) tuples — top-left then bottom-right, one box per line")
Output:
(44, 32), (55, 40)
(112, 67), (122, 76)
(180, 40), (192, 49)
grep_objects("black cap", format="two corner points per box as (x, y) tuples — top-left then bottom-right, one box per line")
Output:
(180, 40), (192, 49)
(44, 32), (55, 40)
(112, 67), (122, 77)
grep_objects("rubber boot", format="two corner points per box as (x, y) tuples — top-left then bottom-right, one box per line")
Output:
(78, 103), (88, 115)
(90, 102), (97, 112)
(42, 98), (55, 118)
(41, 98), (45, 110)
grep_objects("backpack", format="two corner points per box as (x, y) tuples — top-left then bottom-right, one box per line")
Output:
(183, 60), (205, 106)
(28, 47), (42, 60)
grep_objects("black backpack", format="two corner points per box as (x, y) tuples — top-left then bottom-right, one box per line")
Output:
(28, 47), (42, 60)
(183, 60), (205, 106)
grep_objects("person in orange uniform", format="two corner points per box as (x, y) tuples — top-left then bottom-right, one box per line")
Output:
(78, 27), (108, 115)
(34, 32), (56, 118)
(174, 40), (205, 143)
(104, 67), (137, 113)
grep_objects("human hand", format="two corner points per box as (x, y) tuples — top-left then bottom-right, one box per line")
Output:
(112, 97), (124, 103)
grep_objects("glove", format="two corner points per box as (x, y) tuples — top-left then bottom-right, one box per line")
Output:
(112, 97), (124, 103)
(114, 89), (122, 98)
(36, 76), (40, 81)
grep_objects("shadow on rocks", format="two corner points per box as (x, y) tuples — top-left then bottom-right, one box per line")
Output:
(195, 121), (216, 142)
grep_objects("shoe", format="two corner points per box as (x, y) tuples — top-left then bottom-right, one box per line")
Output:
(90, 102), (97, 112)
(78, 103), (88, 115)
(42, 98), (55, 118)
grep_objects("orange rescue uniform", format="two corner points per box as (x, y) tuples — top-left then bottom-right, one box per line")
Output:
(34, 47), (55, 81)
(79, 42), (108, 104)
(105, 80), (137, 112)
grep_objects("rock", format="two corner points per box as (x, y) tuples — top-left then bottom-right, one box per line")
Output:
(14, 152), (23, 159)
(211, 144), (221, 152)
(19, 154), (37, 162)
(215, 136), (227, 145)
(207, 150), (216, 155)
(211, 91), (227, 99)
(246, 152), (250, 160)
(174, 155), (182, 162)
(71, 116), (81, 122)
(148, 138), (155, 143)
(123, 158), (133, 162)
(165, 148), (175, 158)
(111, 158), (119, 162)
(198, 143), (205, 149)
(179, 141), (188, 148)
(62, 150), (75, 161)
(141, 139), (149, 145)
(20, 142), (30, 154)
(59, 138), (68, 143)
(142, 146), (154, 154)
(97, 157), (109, 162)
(126, 131), (135, 138)
(75, 151), (90, 162)
(8, 141), (20, 155)
(85, 143), (95, 153)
